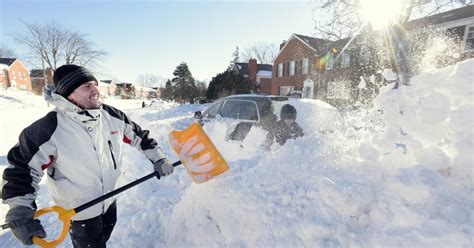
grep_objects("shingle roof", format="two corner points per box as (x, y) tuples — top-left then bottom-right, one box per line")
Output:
(408, 5), (474, 29)
(235, 63), (272, 76)
(293, 34), (332, 54)
(100, 80), (112, 84)
(0, 58), (17, 66)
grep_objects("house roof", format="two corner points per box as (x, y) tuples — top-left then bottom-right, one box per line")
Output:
(0, 58), (17, 67)
(293, 34), (332, 54)
(115, 82), (133, 86)
(408, 5), (474, 29)
(100, 80), (113, 84)
(30, 69), (45, 78)
(274, 34), (333, 62)
(234, 62), (272, 76)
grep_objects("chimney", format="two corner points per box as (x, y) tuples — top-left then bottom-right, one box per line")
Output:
(46, 68), (54, 85)
(280, 40), (286, 50)
(248, 58), (257, 83)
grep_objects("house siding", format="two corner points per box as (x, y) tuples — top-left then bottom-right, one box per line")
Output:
(6, 60), (32, 91)
(272, 37), (317, 96)
(0, 69), (8, 88)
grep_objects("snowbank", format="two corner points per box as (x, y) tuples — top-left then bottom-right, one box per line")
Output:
(0, 59), (472, 247)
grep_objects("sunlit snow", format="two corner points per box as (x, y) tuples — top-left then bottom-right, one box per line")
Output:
(0, 59), (473, 247)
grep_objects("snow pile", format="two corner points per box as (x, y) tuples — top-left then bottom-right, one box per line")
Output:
(0, 59), (472, 247)
(342, 58), (474, 246)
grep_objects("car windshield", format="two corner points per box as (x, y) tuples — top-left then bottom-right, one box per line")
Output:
(220, 100), (259, 121)
(203, 100), (222, 118)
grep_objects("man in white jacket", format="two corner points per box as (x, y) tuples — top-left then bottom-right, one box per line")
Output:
(2, 64), (174, 247)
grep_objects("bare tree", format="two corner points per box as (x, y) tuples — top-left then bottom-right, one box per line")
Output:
(311, 0), (472, 40)
(12, 21), (107, 70)
(311, 0), (471, 85)
(241, 43), (278, 64)
(0, 44), (16, 57)
(136, 74), (161, 88)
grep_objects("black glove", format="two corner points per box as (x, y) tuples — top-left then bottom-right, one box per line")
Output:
(5, 206), (46, 245)
(153, 158), (174, 179)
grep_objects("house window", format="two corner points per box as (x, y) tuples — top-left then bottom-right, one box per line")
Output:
(278, 63), (283, 77)
(341, 53), (351, 68)
(279, 86), (293, 96)
(464, 25), (474, 52)
(327, 81), (350, 99)
(326, 54), (334, 70)
(289, 61), (295, 76)
(302, 58), (309, 74)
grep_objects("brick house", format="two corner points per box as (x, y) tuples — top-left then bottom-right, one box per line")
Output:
(232, 59), (272, 94)
(272, 34), (332, 99)
(30, 68), (54, 95)
(110, 81), (135, 99)
(153, 87), (161, 98)
(0, 58), (32, 91)
(135, 86), (158, 99)
(98, 80), (114, 98)
(273, 5), (474, 107)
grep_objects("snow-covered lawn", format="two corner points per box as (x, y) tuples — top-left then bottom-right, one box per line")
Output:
(0, 59), (472, 247)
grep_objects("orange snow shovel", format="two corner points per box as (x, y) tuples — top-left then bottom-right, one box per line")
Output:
(1, 122), (229, 247)
(169, 122), (229, 183)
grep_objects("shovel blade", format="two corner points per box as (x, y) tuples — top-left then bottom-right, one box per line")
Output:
(169, 122), (229, 183)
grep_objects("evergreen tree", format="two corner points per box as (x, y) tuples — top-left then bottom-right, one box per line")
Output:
(160, 79), (173, 100)
(171, 62), (199, 103)
(206, 69), (251, 100)
(195, 81), (208, 99)
(231, 46), (240, 64)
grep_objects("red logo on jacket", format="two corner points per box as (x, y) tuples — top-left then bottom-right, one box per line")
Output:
(111, 130), (119, 135)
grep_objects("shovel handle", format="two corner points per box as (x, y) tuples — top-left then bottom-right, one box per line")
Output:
(32, 206), (76, 248)
(27, 160), (181, 247)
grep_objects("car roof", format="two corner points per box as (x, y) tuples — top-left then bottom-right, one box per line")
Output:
(225, 94), (270, 99)
(224, 94), (288, 101)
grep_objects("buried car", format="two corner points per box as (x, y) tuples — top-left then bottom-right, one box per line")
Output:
(194, 94), (345, 145)
(194, 94), (288, 140)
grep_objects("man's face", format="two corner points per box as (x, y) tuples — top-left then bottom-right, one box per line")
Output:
(68, 81), (101, 109)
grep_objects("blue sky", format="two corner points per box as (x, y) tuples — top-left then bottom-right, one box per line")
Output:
(1, 0), (315, 84)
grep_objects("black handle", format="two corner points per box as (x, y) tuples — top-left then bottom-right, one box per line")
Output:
(74, 160), (181, 213)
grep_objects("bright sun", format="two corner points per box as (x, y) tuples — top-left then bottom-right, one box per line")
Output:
(358, 0), (406, 28)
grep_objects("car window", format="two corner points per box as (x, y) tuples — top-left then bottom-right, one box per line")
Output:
(220, 100), (259, 121)
(204, 101), (222, 118)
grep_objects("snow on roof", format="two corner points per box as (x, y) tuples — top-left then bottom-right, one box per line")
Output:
(141, 87), (156, 92)
(256, 70), (272, 77)
(98, 81), (110, 87)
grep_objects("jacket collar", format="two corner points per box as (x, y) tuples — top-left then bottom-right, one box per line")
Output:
(46, 92), (102, 123)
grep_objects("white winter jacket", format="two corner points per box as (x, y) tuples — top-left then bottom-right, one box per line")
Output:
(1, 93), (165, 220)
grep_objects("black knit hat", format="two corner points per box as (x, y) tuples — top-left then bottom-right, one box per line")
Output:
(280, 104), (297, 120)
(53, 64), (98, 97)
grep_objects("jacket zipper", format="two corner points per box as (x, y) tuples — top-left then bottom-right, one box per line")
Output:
(108, 140), (117, 169)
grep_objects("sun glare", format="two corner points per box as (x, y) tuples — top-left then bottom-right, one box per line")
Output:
(359, 0), (405, 28)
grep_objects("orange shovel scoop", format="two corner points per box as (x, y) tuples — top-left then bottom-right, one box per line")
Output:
(169, 122), (229, 183)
